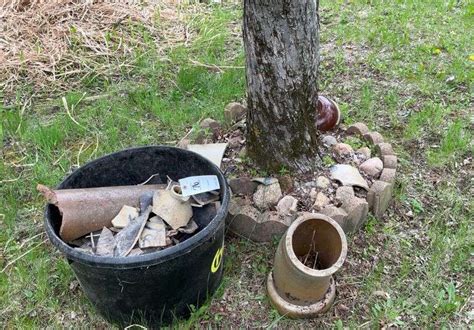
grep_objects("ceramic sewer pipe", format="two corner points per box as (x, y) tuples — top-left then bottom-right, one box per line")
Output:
(267, 213), (347, 318)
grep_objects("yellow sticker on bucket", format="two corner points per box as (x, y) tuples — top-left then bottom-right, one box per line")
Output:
(211, 246), (224, 273)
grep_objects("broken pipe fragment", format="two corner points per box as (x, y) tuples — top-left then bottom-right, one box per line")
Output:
(37, 183), (165, 242)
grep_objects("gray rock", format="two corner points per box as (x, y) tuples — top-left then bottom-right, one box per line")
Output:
(382, 155), (397, 169)
(330, 164), (369, 190)
(253, 182), (283, 210)
(315, 175), (331, 189)
(346, 122), (369, 136)
(322, 135), (337, 147)
(363, 131), (384, 145)
(309, 188), (318, 201)
(375, 143), (395, 157)
(356, 147), (371, 160)
(200, 118), (220, 133)
(313, 192), (330, 211)
(224, 102), (246, 123)
(276, 195), (298, 215)
(333, 143), (354, 157)
(229, 177), (258, 196)
(359, 157), (383, 177)
(336, 186), (354, 203)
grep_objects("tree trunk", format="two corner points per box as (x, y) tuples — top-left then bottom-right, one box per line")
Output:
(243, 0), (320, 173)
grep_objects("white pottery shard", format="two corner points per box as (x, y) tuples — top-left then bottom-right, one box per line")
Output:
(330, 164), (369, 190)
(111, 205), (139, 229)
(152, 190), (192, 229)
(187, 143), (228, 168)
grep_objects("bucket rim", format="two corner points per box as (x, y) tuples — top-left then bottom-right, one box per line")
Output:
(44, 145), (230, 269)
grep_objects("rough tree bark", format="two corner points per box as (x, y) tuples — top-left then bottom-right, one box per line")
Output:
(243, 0), (320, 173)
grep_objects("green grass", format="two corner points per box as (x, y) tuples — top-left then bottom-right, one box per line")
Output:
(1, 0), (473, 327)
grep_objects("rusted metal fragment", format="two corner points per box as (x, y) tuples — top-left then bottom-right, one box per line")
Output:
(37, 183), (164, 242)
(114, 206), (151, 257)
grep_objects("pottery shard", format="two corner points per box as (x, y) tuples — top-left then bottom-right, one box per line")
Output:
(333, 143), (353, 157)
(359, 157), (383, 177)
(382, 155), (397, 169)
(363, 131), (384, 145)
(96, 227), (116, 256)
(322, 135), (337, 147)
(380, 168), (396, 184)
(375, 143), (394, 157)
(152, 190), (192, 230)
(356, 147), (371, 160)
(315, 176), (331, 189)
(224, 102), (246, 123)
(340, 196), (369, 233)
(321, 206), (348, 232)
(330, 164), (369, 190)
(200, 118), (220, 133)
(276, 195), (298, 215)
(229, 177), (258, 196)
(313, 192), (330, 211)
(367, 180), (392, 218)
(253, 182), (283, 210)
(111, 205), (139, 229)
(347, 122), (369, 136)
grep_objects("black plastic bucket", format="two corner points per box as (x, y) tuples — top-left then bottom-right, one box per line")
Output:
(44, 146), (230, 326)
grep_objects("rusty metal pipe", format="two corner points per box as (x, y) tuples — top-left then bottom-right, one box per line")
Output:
(267, 213), (347, 318)
(38, 184), (164, 242)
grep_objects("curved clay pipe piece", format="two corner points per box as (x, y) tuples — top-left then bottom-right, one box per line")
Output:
(317, 95), (341, 131)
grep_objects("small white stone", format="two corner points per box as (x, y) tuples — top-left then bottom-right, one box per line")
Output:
(276, 195), (298, 215)
(253, 182), (283, 210)
(313, 192), (330, 211)
(315, 176), (331, 189)
(322, 135), (337, 147)
(333, 143), (354, 157)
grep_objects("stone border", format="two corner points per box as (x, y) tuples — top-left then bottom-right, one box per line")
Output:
(224, 119), (397, 242)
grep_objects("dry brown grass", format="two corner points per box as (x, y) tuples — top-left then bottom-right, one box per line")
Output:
(0, 0), (190, 98)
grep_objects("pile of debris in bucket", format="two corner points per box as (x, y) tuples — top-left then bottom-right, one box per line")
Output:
(38, 175), (221, 257)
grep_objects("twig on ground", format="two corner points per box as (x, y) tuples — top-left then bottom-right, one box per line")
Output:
(1, 239), (48, 273)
